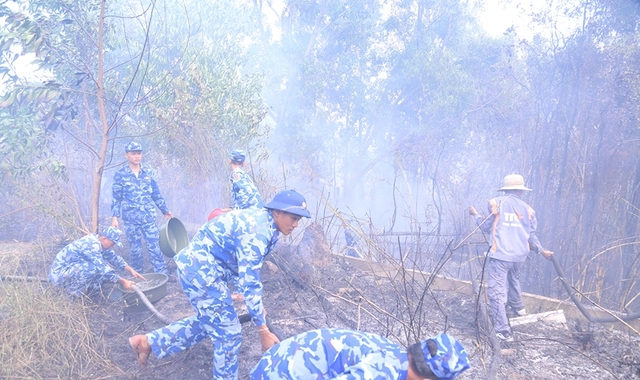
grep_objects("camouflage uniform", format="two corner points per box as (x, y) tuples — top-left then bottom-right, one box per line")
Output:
(112, 165), (170, 274)
(250, 328), (410, 379)
(228, 165), (263, 293)
(49, 234), (127, 297)
(252, 329), (471, 380)
(230, 168), (263, 210)
(145, 207), (279, 380)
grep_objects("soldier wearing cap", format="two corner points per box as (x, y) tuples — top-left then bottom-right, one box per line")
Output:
(129, 189), (311, 380)
(229, 149), (263, 210)
(49, 227), (146, 297)
(226, 149), (264, 301)
(469, 174), (554, 342)
(111, 142), (173, 275)
(251, 328), (470, 380)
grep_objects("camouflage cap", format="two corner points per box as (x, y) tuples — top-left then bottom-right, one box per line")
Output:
(125, 141), (143, 153)
(100, 226), (123, 248)
(230, 149), (246, 164)
(410, 333), (470, 379)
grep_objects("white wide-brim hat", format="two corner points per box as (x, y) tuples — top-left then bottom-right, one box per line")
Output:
(498, 174), (532, 191)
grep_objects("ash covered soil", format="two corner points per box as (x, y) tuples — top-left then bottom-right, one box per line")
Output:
(96, 250), (640, 380)
(2, 239), (639, 380)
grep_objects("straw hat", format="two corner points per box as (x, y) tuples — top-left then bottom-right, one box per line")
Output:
(498, 174), (531, 191)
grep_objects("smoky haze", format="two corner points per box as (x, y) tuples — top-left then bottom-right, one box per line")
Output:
(1, 0), (640, 314)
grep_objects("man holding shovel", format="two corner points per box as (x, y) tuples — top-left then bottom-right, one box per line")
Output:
(129, 189), (311, 380)
(469, 174), (554, 342)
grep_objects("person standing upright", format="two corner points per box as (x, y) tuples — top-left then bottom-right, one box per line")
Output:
(469, 174), (553, 342)
(226, 149), (264, 300)
(111, 141), (173, 275)
(229, 149), (263, 210)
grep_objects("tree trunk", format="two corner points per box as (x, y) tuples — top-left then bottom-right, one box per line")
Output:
(91, 0), (109, 233)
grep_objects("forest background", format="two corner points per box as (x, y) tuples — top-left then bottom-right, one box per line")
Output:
(1, 0), (640, 315)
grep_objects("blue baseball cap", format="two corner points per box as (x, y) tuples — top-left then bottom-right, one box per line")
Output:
(100, 226), (123, 248)
(230, 149), (246, 164)
(410, 333), (470, 379)
(125, 141), (143, 152)
(264, 190), (311, 218)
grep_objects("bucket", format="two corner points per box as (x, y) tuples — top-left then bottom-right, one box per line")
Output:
(159, 217), (189, 258)
(116, 273), (168, 312)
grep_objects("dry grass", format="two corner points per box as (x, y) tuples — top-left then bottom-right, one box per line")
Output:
(0, 242), (123, 380)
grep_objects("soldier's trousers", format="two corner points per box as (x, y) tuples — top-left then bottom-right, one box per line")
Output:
(146, 269), (241, 380)
(487, 258), (525, 333)
(50, 263), (114, 297)
(123, 220), (168, 274)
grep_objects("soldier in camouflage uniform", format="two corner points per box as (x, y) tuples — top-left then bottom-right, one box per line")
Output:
(251, 328), (470, 380)
(229, 149), (263, 210)
(49, 227), (146, 297)
(111, 142), (173, 275)
(227, 149), (264, 300)
(129, 190), (311, 380)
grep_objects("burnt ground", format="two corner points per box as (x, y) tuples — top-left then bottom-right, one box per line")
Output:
(2, 239), (640, 380)
(99, 252), (640, 380)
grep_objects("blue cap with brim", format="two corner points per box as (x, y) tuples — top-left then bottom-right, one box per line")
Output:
(264, 190), (311, 218)
(101, 226), (123, 248)
(125, 141), (143, 152)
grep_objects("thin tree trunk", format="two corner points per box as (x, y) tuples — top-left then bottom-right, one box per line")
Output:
(91, 0), (109, 232)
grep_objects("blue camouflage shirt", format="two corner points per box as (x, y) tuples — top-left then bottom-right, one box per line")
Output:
(251, 328), (410, 379)
(230, 168), (263, 209)
(112, 165), (169, 224)
(174, 207), (278, 326)
(49, 234), (127, 296)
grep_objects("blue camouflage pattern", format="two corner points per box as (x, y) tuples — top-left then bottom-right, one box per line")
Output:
(101, 226), (123, 247)
(230, 168), (263, 210)
(122, 221), (166, 274)
(229, 166), (263, 291)
(125, 141), (143, 152)
(250, 328), (410, 380)
(422, 334), (470, 379)
(49, 234), (127, 297)
(230, 149), (246, 164)
(112, 165), (169, 274)
(146, 207), (279, 380)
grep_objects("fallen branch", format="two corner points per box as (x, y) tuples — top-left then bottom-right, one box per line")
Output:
(0, 275), (49, 283)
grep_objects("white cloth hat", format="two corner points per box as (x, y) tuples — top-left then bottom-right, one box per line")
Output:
(498, 174), (532, 191)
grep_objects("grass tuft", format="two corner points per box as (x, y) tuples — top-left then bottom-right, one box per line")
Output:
(0, 243), (121, 380)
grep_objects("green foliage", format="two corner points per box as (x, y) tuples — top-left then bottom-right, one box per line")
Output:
(113, 0), (267, 189)
(0, 108), (65, 179)
(0, 0), (639, 309)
